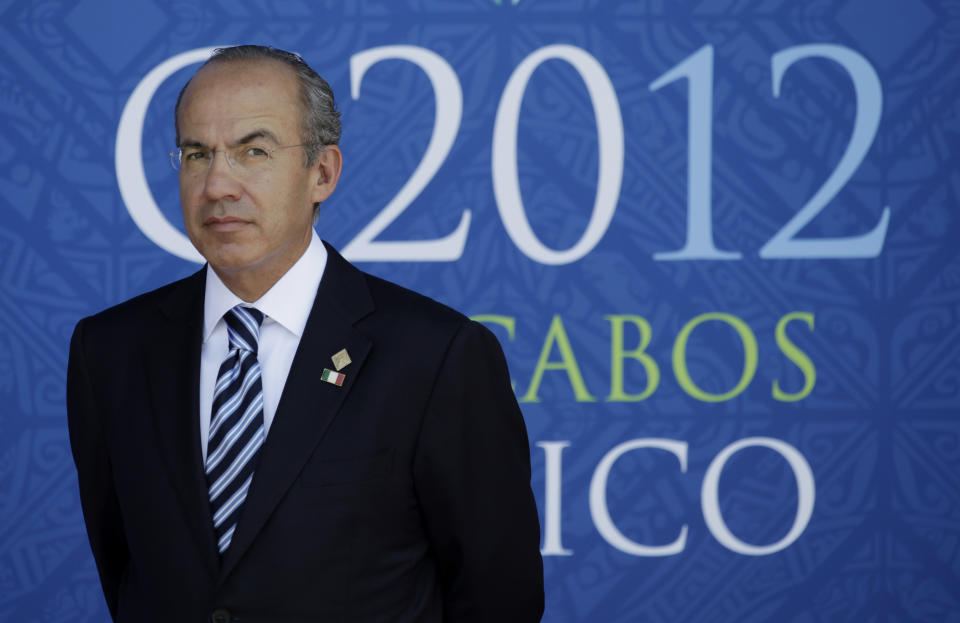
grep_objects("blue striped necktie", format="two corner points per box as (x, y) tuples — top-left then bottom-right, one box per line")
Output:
(206, 305), (266, 554)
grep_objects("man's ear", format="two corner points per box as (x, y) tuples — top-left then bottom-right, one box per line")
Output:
(310, 145), (342, 205)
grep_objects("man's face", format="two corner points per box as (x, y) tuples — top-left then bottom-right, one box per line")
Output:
(176, 59), (336, 286)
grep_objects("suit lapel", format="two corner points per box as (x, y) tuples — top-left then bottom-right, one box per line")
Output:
(218, 244), (375, 582)
(144, 269), (220, 577)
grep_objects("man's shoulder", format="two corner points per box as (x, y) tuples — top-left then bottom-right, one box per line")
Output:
(362, 271), (467, 326)
(323, 242), (472, 337)
(354, 269), (507, 377)
(79, 269), (204, 334)
(351, 266), (497, 355)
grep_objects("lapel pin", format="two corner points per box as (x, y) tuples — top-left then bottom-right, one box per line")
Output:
(331, 348), (352, 371)
(321, 368), (345, 387)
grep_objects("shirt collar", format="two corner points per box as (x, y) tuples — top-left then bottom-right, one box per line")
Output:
(202, 230), (328, 344)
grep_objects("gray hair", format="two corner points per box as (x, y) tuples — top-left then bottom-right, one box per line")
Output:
(174, 45), (341, 167)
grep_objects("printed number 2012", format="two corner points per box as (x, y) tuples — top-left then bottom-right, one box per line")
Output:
(117, 44), (890, 265)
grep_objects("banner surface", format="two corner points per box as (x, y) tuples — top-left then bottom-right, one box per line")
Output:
(1, 1), (958, 621)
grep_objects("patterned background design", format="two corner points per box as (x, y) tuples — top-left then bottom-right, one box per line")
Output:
(1, 0), (958, 621)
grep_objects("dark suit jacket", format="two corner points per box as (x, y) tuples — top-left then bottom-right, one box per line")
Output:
(67, 243), (544, 623)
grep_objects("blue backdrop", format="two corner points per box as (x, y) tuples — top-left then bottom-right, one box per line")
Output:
(2, 1), (959, 621)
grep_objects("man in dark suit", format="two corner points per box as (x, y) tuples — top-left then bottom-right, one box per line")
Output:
(67, 45), (543, 622)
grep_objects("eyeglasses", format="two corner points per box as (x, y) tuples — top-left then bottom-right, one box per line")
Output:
(169, 143), (320, 174)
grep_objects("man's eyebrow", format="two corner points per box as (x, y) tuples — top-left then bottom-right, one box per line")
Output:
(234, 129), (280, 145)
(177, 130), (280, 149)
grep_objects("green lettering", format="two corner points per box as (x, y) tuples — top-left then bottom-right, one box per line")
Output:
(521, 315), (596, 403)
(673, 313), (757, 402)
(605, 314), (660, 401)
(772, 312), (816, 402)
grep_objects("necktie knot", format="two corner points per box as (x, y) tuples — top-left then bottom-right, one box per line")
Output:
(225, 305), (264, 353)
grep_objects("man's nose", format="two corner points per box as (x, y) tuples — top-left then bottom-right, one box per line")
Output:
(202, 151), (242, 201)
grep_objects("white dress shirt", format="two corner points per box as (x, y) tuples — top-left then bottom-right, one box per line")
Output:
(198, 230), (327, 462)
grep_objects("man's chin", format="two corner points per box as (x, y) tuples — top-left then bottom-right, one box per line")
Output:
(202, 247), (263, 273)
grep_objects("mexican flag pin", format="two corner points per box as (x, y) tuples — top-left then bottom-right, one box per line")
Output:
(321, 368), (345, 387)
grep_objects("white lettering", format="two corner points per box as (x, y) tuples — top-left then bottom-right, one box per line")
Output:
(701, 436), (815, 555)
(538, 441), (573, 556)
(492, 44), (623, 265)
(116, 46), (220, 263)
(589, 438), (688, 556)
(343, 45), (469, 261)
